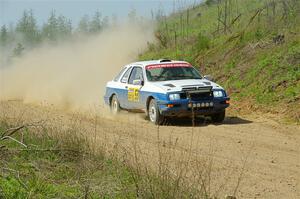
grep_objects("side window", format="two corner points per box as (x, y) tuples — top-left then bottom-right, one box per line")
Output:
(121, 67), (132, 83)
(114, 67), (127, 82)
(128, 67), (143, 85)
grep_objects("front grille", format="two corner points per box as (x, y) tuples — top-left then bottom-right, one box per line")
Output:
(180, 93), (187, 99)
(182, 86), (212, 92)
(181, 86), (213, 101)
(189, 92), (213, 101)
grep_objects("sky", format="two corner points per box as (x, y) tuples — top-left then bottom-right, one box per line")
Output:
(0, 0), (202, 26)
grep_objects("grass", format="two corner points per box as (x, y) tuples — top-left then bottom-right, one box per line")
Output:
(0, 121), (138, 198)
(0, 108), (235, 199)
(140, 0), (300, 122)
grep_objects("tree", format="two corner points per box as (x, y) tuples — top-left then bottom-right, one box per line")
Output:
(0, 25), (8, 46)
(57, 15), (72, 38)
(90, 11), (102, 33)
(205, 0), (218, 6)
(216, 0), (239, 34)
(16, 10), (40, 45)
(102, 16), (109, 29)
(78, 15), (90, 34)
(128, 8), (137, 23)
(42, 11), (59, 41)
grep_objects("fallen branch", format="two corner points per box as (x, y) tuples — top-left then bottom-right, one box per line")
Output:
(1, 125), (25, 138)
(6, 148), (82, 153)
(1, 136), (27, 148)
(0, 121), (44, 148)
(1, 120), (44, 138)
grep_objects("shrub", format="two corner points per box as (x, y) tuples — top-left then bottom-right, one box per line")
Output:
(195, 33), (210, 52)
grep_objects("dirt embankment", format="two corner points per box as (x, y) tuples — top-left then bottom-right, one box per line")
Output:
(1, 101), (299, 199)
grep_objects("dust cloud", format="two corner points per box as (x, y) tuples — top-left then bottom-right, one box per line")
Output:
(0, 23), (155, 110)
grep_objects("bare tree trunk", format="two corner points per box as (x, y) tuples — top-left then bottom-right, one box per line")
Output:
(186, 8), (189, 39)
(180, 13), (184, 38)
(174, 24), (177, 50)
(272, 0), (276, 26)
(217, 0), (221, 33)
(224, 0), (228, 33)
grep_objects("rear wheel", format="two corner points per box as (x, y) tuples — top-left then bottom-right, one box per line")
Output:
(148, 99), (164, 125)
(110, 95), (120, 114)
(211, 110), (225, 123)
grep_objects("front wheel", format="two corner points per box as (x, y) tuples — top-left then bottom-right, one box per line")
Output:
(211, 110), (225, 123)
(110, 95), (120, 114)
(148, 99), (164, 125)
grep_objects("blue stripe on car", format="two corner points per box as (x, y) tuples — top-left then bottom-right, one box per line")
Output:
(104, 87), (229, 116)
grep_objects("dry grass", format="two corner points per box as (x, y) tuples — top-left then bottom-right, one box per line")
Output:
(0, 101), (247, 198)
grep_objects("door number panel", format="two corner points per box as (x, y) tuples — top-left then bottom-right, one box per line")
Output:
(128, 88), (139, 102)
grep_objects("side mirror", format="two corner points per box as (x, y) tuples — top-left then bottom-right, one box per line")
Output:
(133, 79), (144, 86)
(203, 75), (213, 81)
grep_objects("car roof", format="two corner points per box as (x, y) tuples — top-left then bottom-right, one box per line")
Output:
(126, 59), (191, 69)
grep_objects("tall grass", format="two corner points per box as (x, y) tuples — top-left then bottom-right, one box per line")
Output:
(0, 101), (248, 198)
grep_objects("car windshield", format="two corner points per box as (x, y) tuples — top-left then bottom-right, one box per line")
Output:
(146, 64), (202, 81)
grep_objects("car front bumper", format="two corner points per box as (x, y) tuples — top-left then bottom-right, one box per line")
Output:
(157, 97), (230, 117)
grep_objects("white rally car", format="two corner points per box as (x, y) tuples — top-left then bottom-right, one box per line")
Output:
(104, 59), (230, 125)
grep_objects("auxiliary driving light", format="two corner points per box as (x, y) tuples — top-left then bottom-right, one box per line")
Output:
(210, 102), (214, 106)
(188, 103), (192, 108)
(201, 102), (205, 107)
(197, 103), (201, 107)
(193, 103), (197, 108)
(205, 102), (209, 107)
(167, 104), (174, 108)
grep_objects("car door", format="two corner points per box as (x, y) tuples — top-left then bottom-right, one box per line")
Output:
(118, 66), (132, 109)
(127, 66), (144, 109)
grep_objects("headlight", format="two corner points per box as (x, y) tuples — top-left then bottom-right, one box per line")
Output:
(169, 93), (180, 100)
(213, 90), (224, 98)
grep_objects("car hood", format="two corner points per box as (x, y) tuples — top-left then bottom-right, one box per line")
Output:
(150, 79), (224, 93)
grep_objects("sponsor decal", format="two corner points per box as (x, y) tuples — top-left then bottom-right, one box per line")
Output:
(128, 87), (139, 102)
(146, 63), (192, 70)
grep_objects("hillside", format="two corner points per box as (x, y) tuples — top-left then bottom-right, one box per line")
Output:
(140, 0), (300, 122)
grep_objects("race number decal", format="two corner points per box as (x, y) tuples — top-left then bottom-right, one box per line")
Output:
(128, 88), (139, 102)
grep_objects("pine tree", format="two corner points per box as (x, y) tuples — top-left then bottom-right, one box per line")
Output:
(102, 16), (109, 29)
(57, 15), (72, 38)
(78, 15), (90, 34)
(0, 25), (8, 46)
(90, 11), (102, 33)
(42, 10), (59, 41)
(128, 8), (137, 23)
(16, 10), (40, 45)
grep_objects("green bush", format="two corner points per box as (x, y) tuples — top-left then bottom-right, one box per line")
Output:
(195, 33), (210, 52)
(205, 0), (219, 6)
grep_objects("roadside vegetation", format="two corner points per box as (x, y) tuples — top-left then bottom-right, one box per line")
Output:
(140, 0), (300, 122)
(0, 102), (241, 199)
(0, 121), (197, 198)
(0, 121), (137, 198)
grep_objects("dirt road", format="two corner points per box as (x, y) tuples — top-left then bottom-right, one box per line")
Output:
(1, 101), (299, 199)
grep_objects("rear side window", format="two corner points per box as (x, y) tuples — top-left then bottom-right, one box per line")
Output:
(114, 67), (127, 82)
(121, 67), (132, 83)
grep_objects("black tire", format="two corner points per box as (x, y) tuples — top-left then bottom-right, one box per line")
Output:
(148, 99), (164, 125)
(211, 110), (225, 123)
(110, 95), (120, 114)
